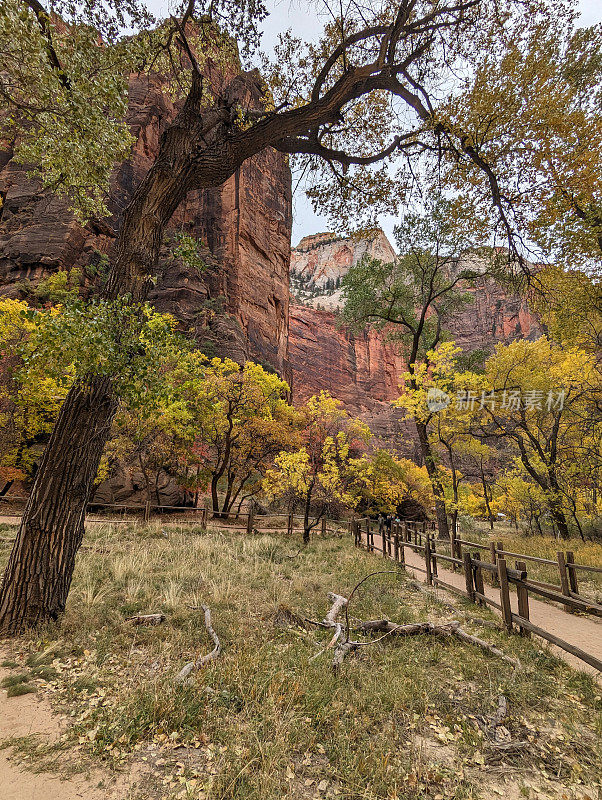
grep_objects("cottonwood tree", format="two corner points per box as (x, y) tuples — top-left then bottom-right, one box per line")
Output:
(264, 392), (369, 543)
(0, 0), (566, 632)
(177, 358), (295, 517)
(0, 299), (67, 486)
(441, 15), (602, 273)
(341, 199), (500, 540)
(349, 449), (432, 517)
(476, 337), (600, 538)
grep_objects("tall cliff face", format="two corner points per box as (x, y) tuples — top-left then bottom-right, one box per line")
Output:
(290, 229), (395, 310)
(289, 304), (404, 410)
(288, 233), (543, 417)
(0, 72), (292, 376)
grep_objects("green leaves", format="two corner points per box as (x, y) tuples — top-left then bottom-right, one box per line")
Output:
(3, 297), (186, 406)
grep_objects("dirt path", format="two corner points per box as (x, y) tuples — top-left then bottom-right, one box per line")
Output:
(0, 662), (140, 800)
(366, 531), (602, 677)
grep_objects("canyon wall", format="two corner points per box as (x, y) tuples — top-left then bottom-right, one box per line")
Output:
(288, 233), (543, 420)
(0, 71), (292, 377)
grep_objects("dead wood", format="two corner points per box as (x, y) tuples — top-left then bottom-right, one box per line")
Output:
(176, 605), (221, 683)
(310, 593), (348, 661)
(355, 618), (519, 667)
(473, 694), (529, 762)
(449, 624), (521, 668)
(128, 613), (166, 626)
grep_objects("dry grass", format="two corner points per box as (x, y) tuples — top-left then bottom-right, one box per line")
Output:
(0, 521), (601, 800)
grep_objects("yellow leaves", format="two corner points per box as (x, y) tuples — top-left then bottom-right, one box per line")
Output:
(530, 267), (601, 352)
(486, 335), (596, 399)
(263, 392), (371, 511)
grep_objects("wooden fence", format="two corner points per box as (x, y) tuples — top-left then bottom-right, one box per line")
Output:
(351, 517), (602, 674)
(0, 495), (345, 537)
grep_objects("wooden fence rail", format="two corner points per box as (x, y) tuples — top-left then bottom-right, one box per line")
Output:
(351, 517), (602, 674)
(0, 495), (350, 538)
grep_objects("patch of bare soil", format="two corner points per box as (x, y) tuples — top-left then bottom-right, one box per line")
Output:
(0, 655), (144, 800)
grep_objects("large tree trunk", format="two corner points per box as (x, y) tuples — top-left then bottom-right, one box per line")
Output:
(0, 378), (116, 634)
(415, 421), (449, 541)
(0, 57), (375, 632)
(0, 75), (215, 634)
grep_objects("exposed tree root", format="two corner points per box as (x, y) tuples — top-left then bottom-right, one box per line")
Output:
(176, 605), (221, 683)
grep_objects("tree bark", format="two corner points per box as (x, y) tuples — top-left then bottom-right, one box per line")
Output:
(0, 378), (116, 634)
(415, 420), (449, 541)
(303, 490), (312, 545)
(480, 461), (495, 530)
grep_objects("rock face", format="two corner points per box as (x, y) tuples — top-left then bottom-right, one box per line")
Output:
(289, 304), (404, 410)
(0, 72), (292, 376)
(290, 229), (395, 310)
(288, 233), (543, 421)
(291, 229), (395, 288)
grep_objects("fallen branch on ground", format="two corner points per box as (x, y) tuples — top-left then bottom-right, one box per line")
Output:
(176, 605), (221, 683)
(301, 570), (521, 671)
(127, 613), (166, 626)
(474, 694), (529, 762)
(309, 592), (347, 661)
(355, 618), (520, 667)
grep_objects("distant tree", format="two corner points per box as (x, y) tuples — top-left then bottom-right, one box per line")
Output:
(349, 449), (432, 517)
(341, 199), (498, 541)
(264, 392), (369, 543)
(0, 300), (67, 485)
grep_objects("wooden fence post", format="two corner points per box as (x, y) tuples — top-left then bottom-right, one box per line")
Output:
(489, 541), (498, 586)
(463, 551), (475, 603)
(201, 507), (208, 528)
(566, 551), (579, 596)
(321, 516), (327, 537)
(367, 520), (373, 552)
(425, 535), (433, 585)
(246, 503), (255, 535)
(430, 537), (438, 578)
(497, 558), (513, 632)
(515, 560), (530, 637)
(393, 530), (400, 562)
(287, 512), (293, 536)
(449, 528), (457, 571)
(144, 500), (151, 523)
(472, 552), (485, 605)
(557, 551), (573, 612)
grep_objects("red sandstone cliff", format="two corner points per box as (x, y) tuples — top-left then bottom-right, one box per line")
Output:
(289, 304), (404, 410)
(288, 234), (543, 417)
(0, 71), (292, 376)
